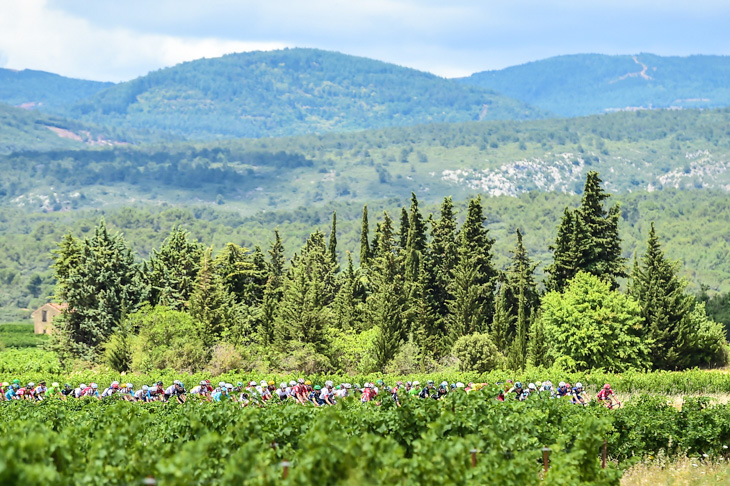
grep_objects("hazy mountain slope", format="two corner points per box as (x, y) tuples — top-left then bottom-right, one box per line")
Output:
(65, 48), (544, 139)
(459, 54), (730, 116)
(0, 68), (113, 109)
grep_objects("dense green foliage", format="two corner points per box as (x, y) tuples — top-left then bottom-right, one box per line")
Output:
(0, 68), (112, 110)
(0, 323), (47, 349)
(64, 48), (541, 139)
(41, 173), (727, 373)
(460, 53), (730, 116)
(3, 389), (730, 485)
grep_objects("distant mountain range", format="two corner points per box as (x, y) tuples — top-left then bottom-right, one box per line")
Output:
(459, 53), (730, 116)
(2, 50), (730, 142)
(0, 68), (112, 109)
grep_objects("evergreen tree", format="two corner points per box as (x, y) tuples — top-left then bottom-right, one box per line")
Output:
(398, 206), (410, 251)
(546, 172), (627, 291)
(506, 286), (528, 371)
(359, 205), (371, 267)
(144, 226), (204, 310)
(332, 253), (364, 331)
(52, 219), (143, 359)
(328, 211), (338, 271)
(404, 192), (426, 284)
(448, 196), (497, 332)
(189, 248), (230, 346)
(490, 283), (513, 351)
(504, 229), (539, 335)
(268, 229), (286, 289)
(213, 243), (266, 306)
(427, 196), (459, 318)
(629, 222), (694, 369)
(527, 311), (550, 368)
(275, 231), (335, 352)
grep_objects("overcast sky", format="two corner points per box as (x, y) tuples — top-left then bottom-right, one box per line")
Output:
(1, 0), (729, 82)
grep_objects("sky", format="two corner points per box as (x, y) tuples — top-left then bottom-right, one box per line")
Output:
(1, 0), (729, 82)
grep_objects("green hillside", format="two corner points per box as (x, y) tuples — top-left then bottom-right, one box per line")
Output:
(0, 68), (113, 109)
(65, 48), (544, 139)
(3, 108), (726, 212)
(459, 53), (730, 116)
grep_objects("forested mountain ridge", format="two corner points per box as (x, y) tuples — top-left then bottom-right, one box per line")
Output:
(0, 68), (113, 109)
(459, 53), (730, 117)
(60, 48), (544, 139)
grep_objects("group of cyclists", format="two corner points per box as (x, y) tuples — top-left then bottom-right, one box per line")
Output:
(0, 377), (620, 408)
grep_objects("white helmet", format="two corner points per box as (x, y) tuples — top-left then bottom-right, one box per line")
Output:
(528, 383), (537, 390)
(112, 381), (120, 386)
(344, 383), (352, 389)
(456, 382), (465, 388)
(80, 384), (87, 389)
(575, 382), (583, 389)
(28, 382), (35, 388)
(280, 383), (287, 389)
(298, 378), (305, 384)
(325, 380), (333, 387)
(559, 382), (566, 388)
(127, 383), (133, 389)
(142, 385), (149, 391)
(200, 380), (207, 386)
(218, 381), (226, 388)
(441, 381), (448, 387)
(289, 380), (296, 387)
(173, 380), (181, 386)
(260, 380), (267, 387)
(91, 383), (98, 389)
(226, 383), (233, 390)
(249, 381), (257, 386)
(413, 381), (420, 386)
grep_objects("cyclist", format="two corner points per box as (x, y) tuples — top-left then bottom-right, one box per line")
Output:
(597, 384), (618, 408)
(165, 380), (186, 403)
(418, 381), (435, 399)
(571, 383), (586, 405)
(555, 382), (570, 398)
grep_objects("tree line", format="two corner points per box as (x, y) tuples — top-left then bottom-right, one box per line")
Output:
(49, 171), (728, 374)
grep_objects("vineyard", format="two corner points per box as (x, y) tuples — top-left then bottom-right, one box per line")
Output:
(1, 390), (730, 485)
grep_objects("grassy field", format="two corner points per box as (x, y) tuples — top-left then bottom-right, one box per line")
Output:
(621, 456), (730, 485)
(0, 323), (48, 349)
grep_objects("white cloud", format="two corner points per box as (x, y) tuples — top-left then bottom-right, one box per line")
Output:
(0, 0), (287, 81)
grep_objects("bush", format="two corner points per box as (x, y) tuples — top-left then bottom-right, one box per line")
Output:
(205, 343), (245, 376)
(451, 333), (504, 373)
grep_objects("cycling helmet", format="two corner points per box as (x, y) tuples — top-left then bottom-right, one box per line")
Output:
(376, 379), (384, 385)
(142, 385), (149, 391)
(354, 383), (361, 389)
(528, 383), (536, 390)
(515, 382), (523, 389)
(91, 383), (98, 389)
(427, 380), (434, 386)
(156, 381), (163, 386)
(205, 380), (211, 385)
(397, 381), (403, 386)
(127, 383), (133, 389)
(260, 380), (267, 387)
(80, 384), (87, 389)
(280, 383), (287, 389)
(603, 384), (611, 389)
(325, 380), (333, 387)
(1, 382), (8, 387)
(575, 382), (583, 389)
(28, 382), (35, 388)
(249, 381), (257, 386)
(559, 382), (566, 388)
(405, 381), (412, 387)
(289, 381), (296, 387)
(219, 381), (226, 388)
(314, 385), (322, 390)
(200, 380), (207, 386)
(304, 380), (312, 386)
(52, 382), (59, 388)
(112, 383), (119, 389)
(298, 378), (305, 384)
(236, 382), (243, 387)
(456, 382), (465, 388)
(112, 381), (119, 386)
(413, 380), (420, 386)
(268, 380), (275, 386)
(64, 384), (71, 388)
(173, 380), (181, 386)
(344, 383), (352, 389)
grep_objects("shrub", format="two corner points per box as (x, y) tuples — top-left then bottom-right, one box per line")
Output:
(451, 333), (504, 373)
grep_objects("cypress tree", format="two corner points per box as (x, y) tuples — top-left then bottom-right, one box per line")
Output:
(399, 206), (410, 251)
(427, 197), (459, 318)
(504, 229), (539, 333)
(360, 205), (371, 267)
(446, 253), (485, 343)
(51, 218), (142, 359)
(506, 286), (528, 371)
(527, 311), (550, 368)
(332, 252), (364, 331)
(546, 172), (627, 291)
(189, 248), (231, 347)
(328, 211), (338, 270)
(629, 222), (694, 369)
(404, 192), (427, 284)
(268, 229), (286, 293)
(490, 283), (513, 352)
(144, 226), (204, 310)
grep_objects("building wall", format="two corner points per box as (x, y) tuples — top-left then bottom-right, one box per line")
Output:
(31, 304), (62, 334)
